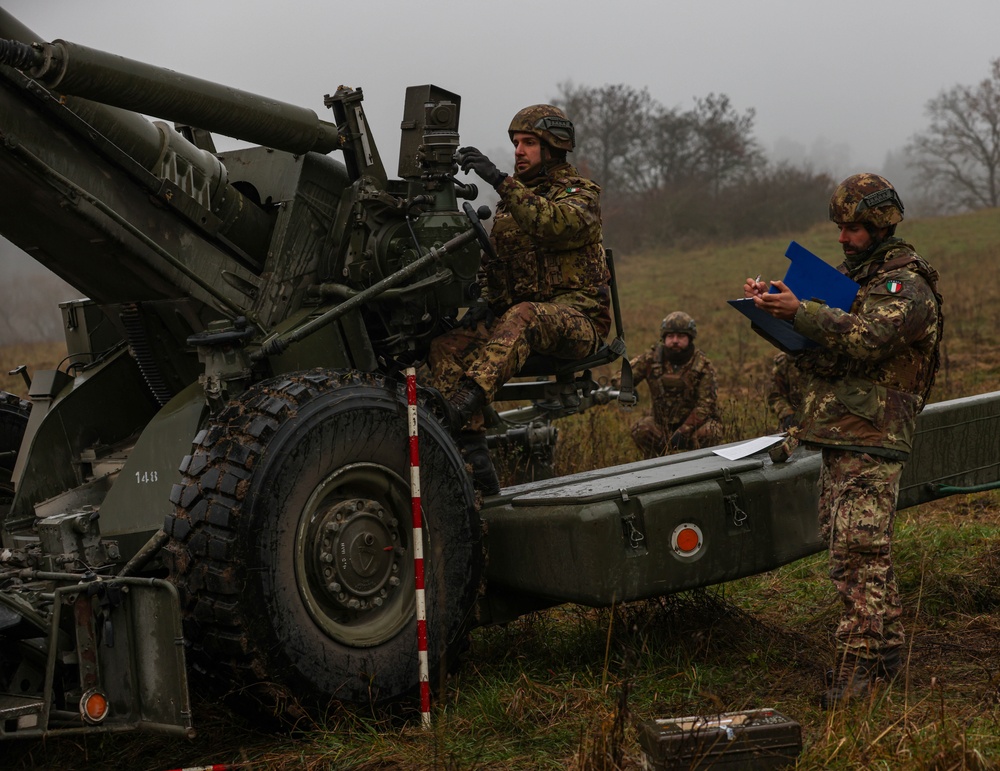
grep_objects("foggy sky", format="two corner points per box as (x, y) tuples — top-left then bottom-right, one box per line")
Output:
(2, 0), (997, 337)
(6, 0), (1000, 180)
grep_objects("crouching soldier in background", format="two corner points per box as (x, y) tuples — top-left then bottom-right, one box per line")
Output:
(626, 311), (723, 457)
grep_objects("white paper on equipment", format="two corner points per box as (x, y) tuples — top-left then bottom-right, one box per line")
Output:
(712, 435), (786, 460)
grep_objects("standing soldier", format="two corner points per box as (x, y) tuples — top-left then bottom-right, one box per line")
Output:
(429, 104), (610, 494)
(744, 173), (942, 708)
(627, 311), (723, 458)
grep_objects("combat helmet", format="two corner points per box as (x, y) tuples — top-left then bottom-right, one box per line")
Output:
(661, 311), (697, 341)
(508, 104), (575, 152)
(829, 173), (904, 228)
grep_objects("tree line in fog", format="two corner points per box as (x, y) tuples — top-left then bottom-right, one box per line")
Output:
(554, 58), (1000, 251)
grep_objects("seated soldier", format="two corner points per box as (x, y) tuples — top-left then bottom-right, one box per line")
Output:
(627, 312), (723, 458)
(428, 104), (610, 494)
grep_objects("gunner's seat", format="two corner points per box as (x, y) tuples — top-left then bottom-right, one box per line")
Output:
(493, 249), (634, 415)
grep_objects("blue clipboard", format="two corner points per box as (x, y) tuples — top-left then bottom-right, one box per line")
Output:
(728, 241), (860, 352)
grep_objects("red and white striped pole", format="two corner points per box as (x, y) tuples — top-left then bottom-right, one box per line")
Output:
(405, 367), (432, 730)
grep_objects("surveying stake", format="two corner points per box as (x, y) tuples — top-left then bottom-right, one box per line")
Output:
(404, 367), (432, 729)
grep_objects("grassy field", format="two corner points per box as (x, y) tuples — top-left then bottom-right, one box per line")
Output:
(3, 210), (1000, 770)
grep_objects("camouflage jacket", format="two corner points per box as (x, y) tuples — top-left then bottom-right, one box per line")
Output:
(767, 351), (809, 430)
(630, 344), (721, 433)
(483, 162), (611, 336)
(792, 238), (942, 458)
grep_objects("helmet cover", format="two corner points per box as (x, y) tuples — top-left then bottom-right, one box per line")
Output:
(829, 173), (904, 228)
(661, 311), (697, 341)
(508, 104), (575, 151)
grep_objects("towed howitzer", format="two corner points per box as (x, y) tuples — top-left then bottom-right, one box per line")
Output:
(0, 9), (503, 738)
(1, 8), (1000, 742)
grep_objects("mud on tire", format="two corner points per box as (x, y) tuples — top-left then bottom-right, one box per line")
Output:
(163, 369), (481, 716)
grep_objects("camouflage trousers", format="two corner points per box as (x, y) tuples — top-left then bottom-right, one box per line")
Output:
(428, 301), (601, 403)
(629, 415), (723, 458)
(819, 447), (905, 659)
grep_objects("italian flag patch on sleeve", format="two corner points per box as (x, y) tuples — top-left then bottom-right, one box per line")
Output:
(886, 280), (902, 293)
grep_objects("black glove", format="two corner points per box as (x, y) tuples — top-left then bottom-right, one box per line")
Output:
(459, 299), (495, 329)
(457, 146), (507, 189)
(666, 430), (691, 451)
(779, 414), (796, 432)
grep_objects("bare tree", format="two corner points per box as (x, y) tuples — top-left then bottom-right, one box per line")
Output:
(686, 93), (765, 194)
(551, 82), (828, 250)
(554, 82), (657, 194)
(906, 58), (1000, 212)
(555, 84), (763, 198)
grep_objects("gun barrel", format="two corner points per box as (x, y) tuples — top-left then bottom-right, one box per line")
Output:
(0, 36), (342, 156)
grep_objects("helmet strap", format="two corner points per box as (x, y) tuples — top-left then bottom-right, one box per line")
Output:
(514, 142), (568, 182)
(514, 162), (545, 183)
(862, 223), (892, 247)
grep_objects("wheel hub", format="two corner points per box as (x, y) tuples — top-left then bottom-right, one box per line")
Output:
(312, 498), (403, 613)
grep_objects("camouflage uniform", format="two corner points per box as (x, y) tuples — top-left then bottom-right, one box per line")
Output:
(628, 344), (723, 457)
(767, 351), (808, 432)
(794, 236), (942, 663)
(428, 161), (610, 403)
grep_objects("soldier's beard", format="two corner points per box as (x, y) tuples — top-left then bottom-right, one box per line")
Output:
(843, 240), (882, 273)
(664, 345), (694, 365)
(842, 227), (886, 270)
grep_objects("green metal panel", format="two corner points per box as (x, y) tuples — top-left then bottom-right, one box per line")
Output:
(98, 383), (206, 551)
(482, 446), (823, 606)
(5, 350), (159, 539)
(481, 393), (1000, 610)
(899, 392), (1000, 508)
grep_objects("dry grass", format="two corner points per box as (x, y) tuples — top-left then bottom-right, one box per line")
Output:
(2, 494), (999, 771)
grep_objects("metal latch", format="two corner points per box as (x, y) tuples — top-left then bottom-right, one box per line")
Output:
(617, 488), (647, 555)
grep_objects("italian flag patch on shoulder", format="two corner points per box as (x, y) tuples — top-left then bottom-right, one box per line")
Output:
(886, 279), (903, 293)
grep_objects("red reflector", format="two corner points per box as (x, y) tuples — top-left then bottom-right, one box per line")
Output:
(676, 528), (700, 553)
(81, 689), (109, 723)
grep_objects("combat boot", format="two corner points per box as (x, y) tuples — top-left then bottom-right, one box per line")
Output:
(446, 379), (488, 434)
(877, 647), (903, 680)
(821, 653), (878, 709)
(458, 433), (500, 496)
(822, 648), (902, 689)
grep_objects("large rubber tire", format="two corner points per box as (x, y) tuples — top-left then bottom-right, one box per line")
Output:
(0, 392), (30, 507)
(163, 369), (481, 715)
